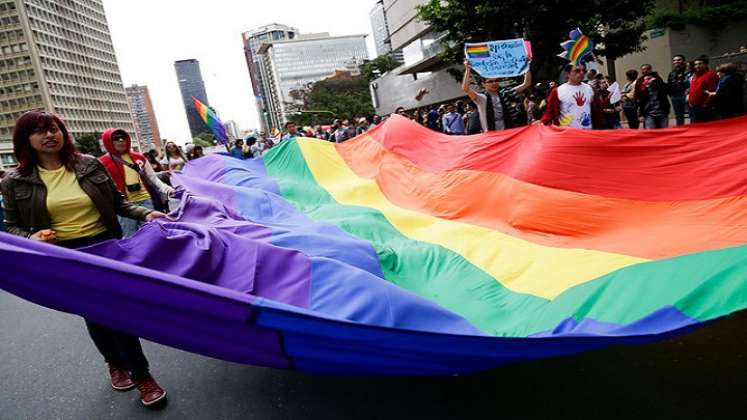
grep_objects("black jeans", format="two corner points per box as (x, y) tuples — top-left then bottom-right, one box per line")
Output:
(623, 106), (639, 129)
(690, 105), (717, 123)
(58, 231), (150, 380)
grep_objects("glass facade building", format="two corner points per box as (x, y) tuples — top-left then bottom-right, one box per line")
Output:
(369, 0), (403, 62)
(0, 0), (135, 168)
(174, 58), (209, 138)
(258, 34), (368, 130)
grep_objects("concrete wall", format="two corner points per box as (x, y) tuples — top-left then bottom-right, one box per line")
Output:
(612, 28), (673, 81)
(371, 67), (464, 115)
(612, 21), (747, 82)
(668, 22), (747, 61)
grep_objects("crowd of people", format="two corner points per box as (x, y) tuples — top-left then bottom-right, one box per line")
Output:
(394, 54), (744, 133)
(222, 54), (744, 154)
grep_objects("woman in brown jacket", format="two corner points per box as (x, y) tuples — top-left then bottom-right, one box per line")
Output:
(0, 111), (169, 407)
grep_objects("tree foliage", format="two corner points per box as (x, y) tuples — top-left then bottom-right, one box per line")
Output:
(74, 132), (103, 157)
(192, 137), (213, 148)
(416, 0), (656, 81)
(648, 1), (747, 30)
(361, 54), (402, 81)
(286, 76), (375, 126)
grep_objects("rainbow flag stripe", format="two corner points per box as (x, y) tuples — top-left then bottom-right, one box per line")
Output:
(558, 28), (595, 65)
(2, 116), (747, 375)
(192, 96), (229, 144)
(466, 43), (490, 58)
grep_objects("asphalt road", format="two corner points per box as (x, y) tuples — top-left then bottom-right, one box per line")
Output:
(2, 290), (746, 420)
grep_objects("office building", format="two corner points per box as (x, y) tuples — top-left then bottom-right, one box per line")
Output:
(223, 119), (239, 140)
(369, 0), (462, 116)
(242, 23), (297, 134)
(0, 0), (135, 168)
(174, 58), (209, 138)
(369, 0), (403, 62)
(125, 84), (161, 152)
(257, 33), (368, 130)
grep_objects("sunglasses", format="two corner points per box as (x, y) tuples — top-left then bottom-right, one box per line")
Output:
(112, 136), (126, 142)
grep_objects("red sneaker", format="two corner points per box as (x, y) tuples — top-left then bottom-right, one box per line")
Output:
(134, 375), (167, 406)
(108, 365), (135, 391)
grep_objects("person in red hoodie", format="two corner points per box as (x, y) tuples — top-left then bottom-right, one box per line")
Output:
(99, 128), (174, 238)
(688, 55), (719, 123)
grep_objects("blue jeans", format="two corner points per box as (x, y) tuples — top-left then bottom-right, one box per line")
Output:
(645, 115), (669, 129)
(119, 199), (153, 238)
(670, 95), (687, 126)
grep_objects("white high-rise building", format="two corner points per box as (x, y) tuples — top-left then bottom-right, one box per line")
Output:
(257, 33), (369, 131)
(0, 0), (135, 167)
(242, 23), (298, 135)
(223, 119), (239, 140)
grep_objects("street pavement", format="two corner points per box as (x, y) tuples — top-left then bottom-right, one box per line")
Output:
(2, 290), (747, 420)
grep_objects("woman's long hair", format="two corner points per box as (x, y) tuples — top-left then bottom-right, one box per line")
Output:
(12, 111), (79, 176)
(163, 140), (187, 161)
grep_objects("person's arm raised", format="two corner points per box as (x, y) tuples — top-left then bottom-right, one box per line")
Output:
(463, 60), (478, 101)
(515, 65), (533, 94)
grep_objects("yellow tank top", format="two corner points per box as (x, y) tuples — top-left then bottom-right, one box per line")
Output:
(122, 154), (151, 203)
(38, 165), (107, 241)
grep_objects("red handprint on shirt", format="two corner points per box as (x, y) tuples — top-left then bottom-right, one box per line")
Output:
(573, 91), (587, 106)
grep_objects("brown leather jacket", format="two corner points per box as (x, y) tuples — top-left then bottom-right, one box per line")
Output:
(1, 155), (152, 239)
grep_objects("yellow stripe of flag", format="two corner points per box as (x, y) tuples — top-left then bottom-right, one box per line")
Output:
(297, 138), (648, 300)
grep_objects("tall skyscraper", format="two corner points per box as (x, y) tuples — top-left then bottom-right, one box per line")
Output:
(370, 1), (390, 57)
(174, 59), (209, 138)
(242, 23), (297, 134)
(0, 0), (136, 168)
(369, 1), (404, 62)
(258, 33), (369, 131)
(125, 84), (162, 153)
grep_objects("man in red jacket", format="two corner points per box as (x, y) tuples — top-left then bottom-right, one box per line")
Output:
(688, 55), (719, 123)
(99, 128), (174, 237)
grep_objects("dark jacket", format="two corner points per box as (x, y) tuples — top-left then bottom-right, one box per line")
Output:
(635, 72), (670, 117)
(712, 73), (746, 119)
(667, 66), (690, 97)
(464, 110), (482, 134)
(1, 155), (152, 239)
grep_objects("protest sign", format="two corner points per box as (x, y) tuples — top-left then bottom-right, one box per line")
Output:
(465, 39), (531, 79)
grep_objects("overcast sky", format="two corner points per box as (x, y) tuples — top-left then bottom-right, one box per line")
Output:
(102, 0), (376, 144)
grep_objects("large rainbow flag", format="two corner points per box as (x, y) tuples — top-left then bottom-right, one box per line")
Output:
(2, 115), (747, 375)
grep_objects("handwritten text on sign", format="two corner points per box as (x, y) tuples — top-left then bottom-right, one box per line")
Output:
(465, 39), (531, 79)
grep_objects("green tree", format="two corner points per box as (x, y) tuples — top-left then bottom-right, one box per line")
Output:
(417, 0), (656, 82)
(75, 132), (103, 157)
(361, 54), (402, 81)
(192, 137), (213, 148)
(286, 76), (375, 126)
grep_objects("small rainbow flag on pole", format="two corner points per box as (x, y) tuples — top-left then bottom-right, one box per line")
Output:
(557, 28), (594, 66)
(192, 96), (229, 145)
(465, 43), (490, 59)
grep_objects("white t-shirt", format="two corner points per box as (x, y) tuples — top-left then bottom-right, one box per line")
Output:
(160, 156), (186, 171)
(556, 83), (594, 129)
(474, 90), (514, 132)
